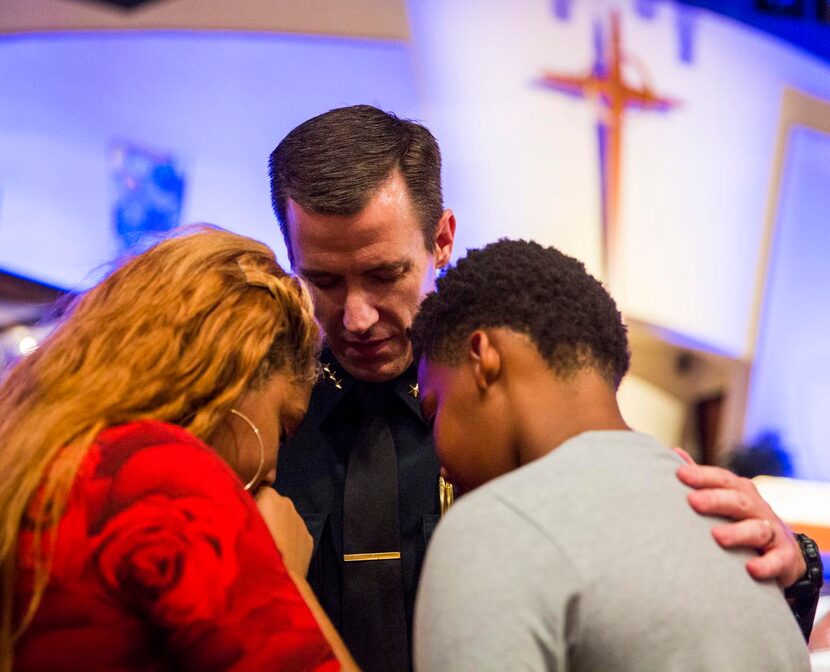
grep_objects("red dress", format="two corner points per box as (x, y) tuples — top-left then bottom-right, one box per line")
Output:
(14, 421), (339, 671)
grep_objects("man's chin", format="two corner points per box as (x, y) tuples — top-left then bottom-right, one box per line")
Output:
(336, 351), (412, 383)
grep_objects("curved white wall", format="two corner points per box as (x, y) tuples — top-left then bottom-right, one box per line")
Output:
(0, 32), (418, 287)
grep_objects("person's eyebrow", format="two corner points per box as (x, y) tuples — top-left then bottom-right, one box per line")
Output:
(298, 260), (412, 278)
(364, 259), (412, 275)
(298, 267), (339, 278)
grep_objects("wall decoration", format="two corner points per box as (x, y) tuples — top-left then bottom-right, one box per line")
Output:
(539, 11), (679, 290)
(110, 141), (185, 252)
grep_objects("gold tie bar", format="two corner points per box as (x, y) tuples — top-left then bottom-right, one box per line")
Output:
(343, 552), (401, 562)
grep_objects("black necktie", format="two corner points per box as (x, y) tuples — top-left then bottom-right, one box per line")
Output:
(342, 383), (409, 671)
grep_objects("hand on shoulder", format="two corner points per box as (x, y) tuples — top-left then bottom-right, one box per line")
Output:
(673, 447), (806, 588)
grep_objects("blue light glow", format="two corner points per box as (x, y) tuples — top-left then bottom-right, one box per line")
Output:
(0, 31), (418, 288)
(744, 127), (830, 480)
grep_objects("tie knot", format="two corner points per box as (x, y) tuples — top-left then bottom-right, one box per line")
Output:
(355, 383), (387, 418)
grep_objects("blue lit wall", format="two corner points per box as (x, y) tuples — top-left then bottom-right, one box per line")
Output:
(744, 127), (830, 479)
(0, 32), (418, 287)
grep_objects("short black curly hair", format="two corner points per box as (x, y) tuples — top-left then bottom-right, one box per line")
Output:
(409, 239), (630, 388)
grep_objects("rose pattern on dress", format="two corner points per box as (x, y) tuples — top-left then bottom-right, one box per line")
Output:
(92, 493), (241, 627)
(14, 420), (339, 671)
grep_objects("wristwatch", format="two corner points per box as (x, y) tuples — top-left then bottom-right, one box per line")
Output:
(785, 533), (823, 640)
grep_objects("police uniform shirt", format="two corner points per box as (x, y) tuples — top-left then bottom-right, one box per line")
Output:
(274, 349), (441, 669)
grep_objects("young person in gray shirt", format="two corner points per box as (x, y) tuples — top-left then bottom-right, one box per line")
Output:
(409, 239), (810, 672)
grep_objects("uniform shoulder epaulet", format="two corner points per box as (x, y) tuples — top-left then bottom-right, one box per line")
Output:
(320, 362), (343, 390)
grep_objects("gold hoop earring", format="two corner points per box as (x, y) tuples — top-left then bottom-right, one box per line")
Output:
(230, 408), (265, 492)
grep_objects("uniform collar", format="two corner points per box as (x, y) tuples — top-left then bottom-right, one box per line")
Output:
(389, 361), (422, 418)
(313, 347), (424, 425)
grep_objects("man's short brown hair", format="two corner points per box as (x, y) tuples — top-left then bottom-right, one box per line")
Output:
(269, 105), (444, 264)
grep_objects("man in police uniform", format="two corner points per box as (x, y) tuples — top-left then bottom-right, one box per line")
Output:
(270, 105), (820, 672)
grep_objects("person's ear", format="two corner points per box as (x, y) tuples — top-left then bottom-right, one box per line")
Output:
(468, 330), (501, 392)
(433, 209), (456, 269)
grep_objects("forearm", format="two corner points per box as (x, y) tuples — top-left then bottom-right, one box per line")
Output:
(289, 570), (360, 671)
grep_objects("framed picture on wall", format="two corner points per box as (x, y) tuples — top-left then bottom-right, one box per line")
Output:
(110, 142), (185, 253)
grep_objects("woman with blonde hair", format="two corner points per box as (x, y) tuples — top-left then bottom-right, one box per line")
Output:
(0, 226), (355, 670)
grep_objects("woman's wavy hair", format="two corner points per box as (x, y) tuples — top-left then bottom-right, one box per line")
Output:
(0, 225), (320, 668)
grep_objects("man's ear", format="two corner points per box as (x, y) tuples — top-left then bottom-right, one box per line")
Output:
(468, 330), (501, 392)
(434, 209), (456, 269)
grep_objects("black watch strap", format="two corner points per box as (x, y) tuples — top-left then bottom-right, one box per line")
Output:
(785, 532), (823, 641)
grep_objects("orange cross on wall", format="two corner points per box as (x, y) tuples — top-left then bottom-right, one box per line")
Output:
(540, 11), (680, 290)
